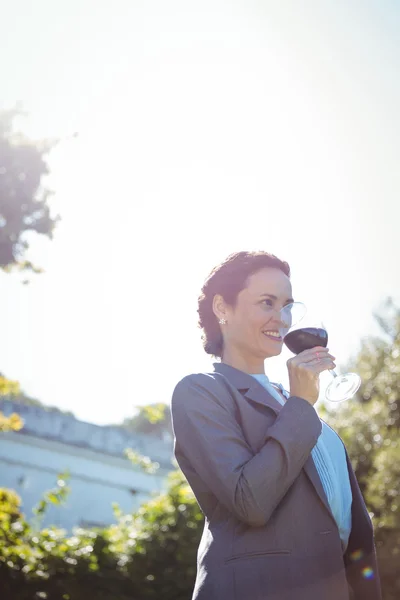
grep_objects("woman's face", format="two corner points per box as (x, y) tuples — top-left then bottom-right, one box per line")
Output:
(216, 267), (294, 362)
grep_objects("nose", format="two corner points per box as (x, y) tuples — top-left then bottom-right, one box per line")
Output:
(274, 308), (292, 334)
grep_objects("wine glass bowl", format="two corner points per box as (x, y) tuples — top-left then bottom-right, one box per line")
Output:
(279, 302), (307, 333)
(280, 306), (361, 403)
(284, 327), (328, 354)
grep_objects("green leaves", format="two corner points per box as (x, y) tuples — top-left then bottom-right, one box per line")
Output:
(0, 374), (24, 430)
(0, 411), (23, 432)
(0, 374), (21, 396)
(32, 475), (70, 519)
(0, 109), (58, 277)
(322, 299), (400, 599)
(0, 467), (202, 600)
(120, 403), (172, 439)
(140, 403), (168, 424)
(124, 448), (160, 474)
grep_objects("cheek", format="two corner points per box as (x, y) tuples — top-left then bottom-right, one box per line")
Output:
(231, 310), (272, 342)
(254, 310), (273, 328)
(231, 319), (255, 343)
(249, 316), (268, 340)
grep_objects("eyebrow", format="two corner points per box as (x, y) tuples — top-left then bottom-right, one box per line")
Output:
(260, 293), (294, 304)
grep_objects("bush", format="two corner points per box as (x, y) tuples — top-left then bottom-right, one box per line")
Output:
(320, 299), (400, 600)
(0, 470), (203, 600)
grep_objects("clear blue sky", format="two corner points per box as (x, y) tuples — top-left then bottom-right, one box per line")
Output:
(1, 0), (399, 424)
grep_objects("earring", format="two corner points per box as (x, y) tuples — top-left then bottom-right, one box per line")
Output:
(219, 318), (227, 325)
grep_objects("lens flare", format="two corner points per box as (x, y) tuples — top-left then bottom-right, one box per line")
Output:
(349, 549), (364, 562)
(362, 567), (374, 579)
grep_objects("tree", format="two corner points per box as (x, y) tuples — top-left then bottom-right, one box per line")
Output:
(120, 403), (173, 439)
(320, 298), (400, 600)
(0, 374), (23, 432)
(0, 108), (58, 277)
(0, 411), (23, 433)
(0, 468), (202, 600)
(0, 372), (75, 417)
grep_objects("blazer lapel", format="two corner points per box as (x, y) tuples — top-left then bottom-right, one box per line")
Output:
(243, 381), (284, 414)
(213, 362), (282, 414)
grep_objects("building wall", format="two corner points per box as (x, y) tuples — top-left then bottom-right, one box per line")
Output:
(0, 400), (173, 530)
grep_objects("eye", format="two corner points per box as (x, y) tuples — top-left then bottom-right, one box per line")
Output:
(261, 299), (274, 307)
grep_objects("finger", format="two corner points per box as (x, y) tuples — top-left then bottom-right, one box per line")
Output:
(304, 352), (336, 364)
(298, 356), (336, 367)
(294, 347), (332, 360)
(290, 351), (336, 365)
(299, 358), (336, 373)
(300, 346), (329, 352)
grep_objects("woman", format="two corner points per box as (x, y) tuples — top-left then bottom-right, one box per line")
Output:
(171, 251), (382, 600)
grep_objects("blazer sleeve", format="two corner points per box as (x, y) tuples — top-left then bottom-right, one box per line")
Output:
(171, 373), (322, 527)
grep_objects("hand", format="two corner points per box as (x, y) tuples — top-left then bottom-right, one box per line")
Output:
(287, 347), (336, 406)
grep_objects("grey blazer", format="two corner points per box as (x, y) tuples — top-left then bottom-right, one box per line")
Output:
(171, 362), (382, 600)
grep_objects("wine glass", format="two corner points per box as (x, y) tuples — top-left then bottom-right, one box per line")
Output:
(279, 301), (307, 331)
(279, 304), (361, 402)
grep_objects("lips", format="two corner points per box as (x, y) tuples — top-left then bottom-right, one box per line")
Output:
(262, 330), (283, 342)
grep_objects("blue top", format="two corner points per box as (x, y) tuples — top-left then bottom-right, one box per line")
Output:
(251, 373), (353, 552)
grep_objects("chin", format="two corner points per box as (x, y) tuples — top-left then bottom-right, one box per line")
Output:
(262, 344), (283, 359)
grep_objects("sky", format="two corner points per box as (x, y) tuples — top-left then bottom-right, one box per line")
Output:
(0, 0), (399, 425)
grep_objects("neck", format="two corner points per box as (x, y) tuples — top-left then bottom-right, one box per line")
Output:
(221, 348), (265, 375)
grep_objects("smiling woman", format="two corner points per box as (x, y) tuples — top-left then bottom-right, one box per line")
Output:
(212, 267), (294, 371)
(171, 250), (382, 600)
(197, 251), (291, 363)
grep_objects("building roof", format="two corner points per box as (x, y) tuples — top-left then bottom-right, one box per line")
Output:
(0, 399), (173, 469)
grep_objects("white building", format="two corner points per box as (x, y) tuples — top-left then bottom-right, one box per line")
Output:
(0, 400), (173, 530)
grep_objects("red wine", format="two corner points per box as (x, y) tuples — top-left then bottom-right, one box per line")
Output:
(284, 327), (328, 355)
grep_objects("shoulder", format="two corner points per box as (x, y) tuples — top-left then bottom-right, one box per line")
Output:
(175, 371), (217, 386)
(172, 371), (235, 409)
(173, 371), (229, 396)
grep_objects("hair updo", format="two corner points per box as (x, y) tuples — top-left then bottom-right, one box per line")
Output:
(197, 251), (290, 358)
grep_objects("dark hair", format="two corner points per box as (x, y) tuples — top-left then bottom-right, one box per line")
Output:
(197, 251), (290, 357)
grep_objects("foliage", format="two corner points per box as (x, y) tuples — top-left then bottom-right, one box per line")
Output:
(0, 374), (24, 431)
(124, 448), (160, 475)
(0, 371), (75, 417)
(0, 108), (58, 278)
(0, 411), (23, 432)
(32, 474), (71, 522)
(120, 403), (172, 439)
(321, 298), (400, 600)
(0, 487), (23, 526)
(108, 469), (203, 599)
(0, 374), (20, 396)
(0, 470), (202, 600)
